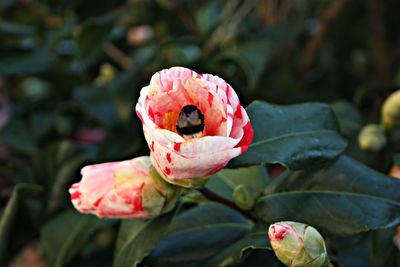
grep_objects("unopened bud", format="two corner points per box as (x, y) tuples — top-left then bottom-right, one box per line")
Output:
(233, 184), (256, 210)
(69, 156), (182, 219)
(382, 90), (400, 130)
(268, 221), (330, 267)
(143, 166), (183, 216)
(95, 63), (116, 86)
(394, 226), (400, 251)
(127, 25), (154, 46)
(358, 124), (386, 151)
(389, 164), (400, 179)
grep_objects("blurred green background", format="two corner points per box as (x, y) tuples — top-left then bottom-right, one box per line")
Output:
(1, 0), (400, 266)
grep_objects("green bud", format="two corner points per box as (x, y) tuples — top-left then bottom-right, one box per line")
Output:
(382, 90), (400, 130)
(268, 221), (331, 267)
(233, 184), (256, 210)
(142, 166), (183, 216)
(358, 124), (387, 151)
(94, 63), (116, 86)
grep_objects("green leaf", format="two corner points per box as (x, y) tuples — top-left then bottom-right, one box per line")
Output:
(195, 0), (222, 35)
(0, 120), (38, 154)
(256, 191), (400, 236)
(148, 203), (252, 264)
(40, 209), (110, 267)
(162, 43), (201, 65)
(267, 155), (400, 203)
(330, 100), (363, 139)
(75, 19), (113, 65)
(73, 85), (118, 127)
(0, 48), (56, 75)
(0, 184), (42, 264)
(206, 165), (269, 201)
(219, 38), (273, 89)
(208, 224), (269, 267)
(228, 101), (347, 170)
(368, 228), (399, 267)
(113, 211), (175, 267)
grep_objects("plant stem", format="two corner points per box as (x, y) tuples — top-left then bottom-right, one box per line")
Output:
(198, 188), (257, 222)
(302, 0), (350, 71)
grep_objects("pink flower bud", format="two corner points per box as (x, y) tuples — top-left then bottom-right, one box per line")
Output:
(127, 25), (154, 46)
(135, 67), (253, 187)
(389, 165), (400, 179)
(394, 226), (400, 251)
(268, 221), (330, 267)
(69, 156), (180, 219)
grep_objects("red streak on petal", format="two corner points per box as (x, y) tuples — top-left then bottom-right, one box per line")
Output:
(271, 224), (290, 240)
(134, 184), (144, 211)
(207, 164), (226, 176)
(70, 190), (81, 200)
(166, 153), (172, 163)
(236, 122), (254, 151)
(208, 92), (214, 107)
(236, 122), (254, 153)
(241, 145), (249, 153)
(174, 143), (181, 151)
(196, 73), (203, 79)
(234, 103), (242, 118)
(225, 85), (231, 103)
(148, 107), (155, 119)
(165, 167), (171, 175)
(93, 198), (102, 207)
(151, 141), (155, 152)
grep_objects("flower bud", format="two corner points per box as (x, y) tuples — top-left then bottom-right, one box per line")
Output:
(382, 90), (400, 130)
(94, 63), (116, 86)
(233, 184), (256, 210)
(268, 221), (330, 267)
(69, 156), (182, 219)
(394, 226), (400, 251)
(389, 164), (400, 179)
(358, 124), (386, 151)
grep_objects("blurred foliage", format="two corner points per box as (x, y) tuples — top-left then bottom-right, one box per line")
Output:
(1, 0), (400, 266)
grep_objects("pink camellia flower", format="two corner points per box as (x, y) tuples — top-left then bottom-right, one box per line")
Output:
(135, 66), (253, 187)
(69, 156), (180, 219)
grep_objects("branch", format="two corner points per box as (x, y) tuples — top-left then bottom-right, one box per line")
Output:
(202, 0), (257, 58)
(171, 0), (202, 40)
(198, 188), (257, 221)
(16, 0), (62, 27)
(301, 0), (350, 71)
(103, 43), (134, 70)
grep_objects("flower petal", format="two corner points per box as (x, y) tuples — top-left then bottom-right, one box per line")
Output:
(150, 138), (242, 182)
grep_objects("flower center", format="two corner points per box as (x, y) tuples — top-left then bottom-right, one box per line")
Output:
(176, 105), (205, 140)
